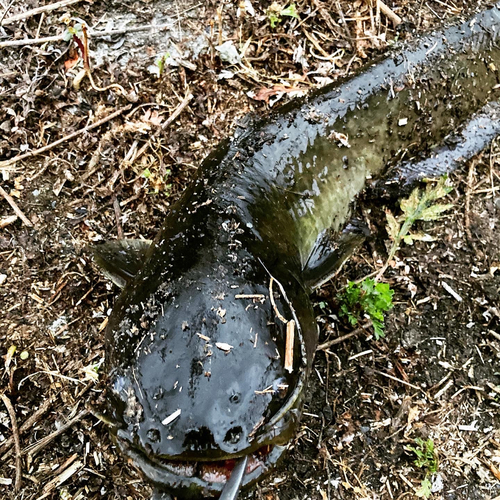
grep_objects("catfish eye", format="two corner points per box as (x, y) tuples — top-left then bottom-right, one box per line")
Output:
(229, 392), (241, 404)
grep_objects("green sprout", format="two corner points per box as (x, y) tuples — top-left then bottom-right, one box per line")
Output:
(267, 3), (299, 28)
(406, 438), (438, 498)
(378, 176), (453, 279)
(156, 52), (171, 76)
(337, 278), (394, 340)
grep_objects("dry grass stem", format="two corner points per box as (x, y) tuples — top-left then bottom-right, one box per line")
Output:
(24, 409), (89, 459)
(317, 321), (373, 351)
(1, 0), (83, 26)
(0, 394), (22, 491)
(0, 185), (33, 227)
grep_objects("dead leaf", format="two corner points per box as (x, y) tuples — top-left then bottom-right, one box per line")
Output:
(64, 45), (80, 71)
(252, 85), (303, 103)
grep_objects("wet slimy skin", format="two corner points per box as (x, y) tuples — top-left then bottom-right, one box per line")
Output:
(95, 6), (500, 499)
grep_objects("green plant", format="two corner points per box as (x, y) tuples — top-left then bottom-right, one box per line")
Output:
(267, 3), (299, 28)
(407, 438), (438, 473)
(337, 278), (394, 339)
(378, 176), (453, 279)
(415, 478), (432, 498)
(406, 438), (438, 498)
(156, 52), (171, 76)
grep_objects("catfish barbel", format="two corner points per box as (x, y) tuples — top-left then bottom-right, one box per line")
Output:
(93, 5), (500, 499)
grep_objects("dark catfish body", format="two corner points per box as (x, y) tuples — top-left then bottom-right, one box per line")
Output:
(97, 6), (500, 499)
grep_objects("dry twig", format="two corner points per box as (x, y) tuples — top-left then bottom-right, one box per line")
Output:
(372, 369), (422, 392)
(0, 396), (54, 457)
(113, 196), (124, 239)
(0, 185), (33, 227)
(1, 394), (22, 491)
(41, 454), (83, 496)
(317, 320), (373, 351)
(0, 23), (174, 48)
(0, 0), (82, 26)
(374, 0), (402, 26)
(464, 158), (477, 243)
(24, 408), (89, 459)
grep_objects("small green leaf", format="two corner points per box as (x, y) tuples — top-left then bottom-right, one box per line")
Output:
(142, 168), (151, 179)
(372, 318), (385, 339)
(337, 279), (393, 339)
(386, 210), (400, 241)
(268, 11), (280, 27)
(415, 478), (432, 498)
(400, 187), (420, 216)
(425, 175), (453, 201)
(20, 351), (29, 360)
(418, 203), (453, 221)
(281, 4), (299, 18)
(404, 231), (435, 245)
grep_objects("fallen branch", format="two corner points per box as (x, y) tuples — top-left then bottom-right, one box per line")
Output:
(1, 0), (83, 26)
(1, 394), (22, 492)
(0, 22), (174, 49)
(24, 408), (89, 458)
(0, 105), (132, 169)
(0, 396), (53, 457)
(0, 185), (33, 227)
(317, 321), (372, 351)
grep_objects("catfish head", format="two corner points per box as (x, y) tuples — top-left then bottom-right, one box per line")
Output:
(93, 239), (317, 498)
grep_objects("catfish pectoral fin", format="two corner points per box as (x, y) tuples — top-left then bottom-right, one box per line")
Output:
(89, 238), (152, 288)
(303, 220), (370, 291)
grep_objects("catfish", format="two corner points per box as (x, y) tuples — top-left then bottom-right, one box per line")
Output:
(93, 6), (500, 499)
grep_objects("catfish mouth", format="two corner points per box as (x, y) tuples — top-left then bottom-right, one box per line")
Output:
(156, 444), (277, 483)
(112, 367), (307, 497)
(117, 438), (286, 497)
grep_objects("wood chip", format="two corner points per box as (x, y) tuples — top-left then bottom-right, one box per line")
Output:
(234, 294), (265, 300)
(0, 214), (17, 228)
(162, 408), (181, 426)
(42, 458), (83, 494)
(442, 281), (463, 302)
(215, 342), (233, 352)
(284, 320), (295, 373)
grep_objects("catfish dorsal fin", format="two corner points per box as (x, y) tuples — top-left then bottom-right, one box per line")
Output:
(302, 220), (370, 291)
(89, 239), (152, 288)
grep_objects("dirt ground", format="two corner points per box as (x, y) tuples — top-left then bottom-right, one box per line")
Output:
(1, 1), (499, 499)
